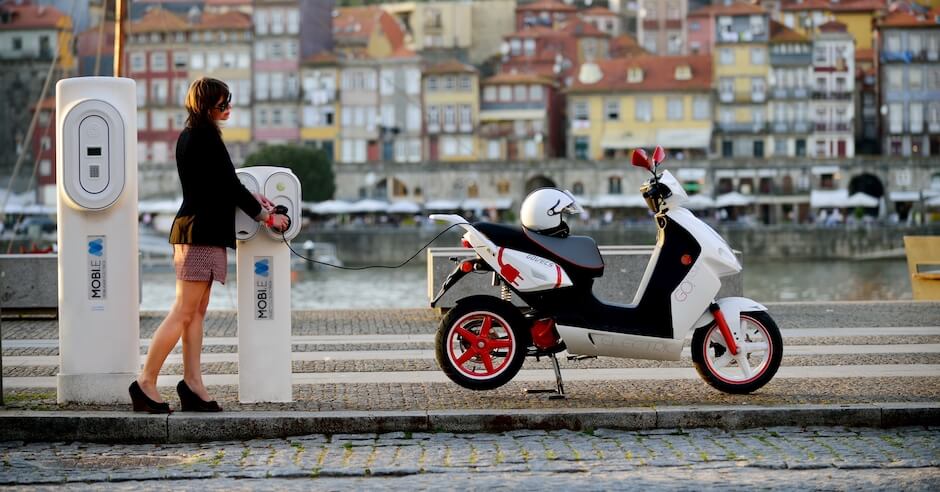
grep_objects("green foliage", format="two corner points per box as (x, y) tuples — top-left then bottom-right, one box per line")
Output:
(243, 144), (335, 202)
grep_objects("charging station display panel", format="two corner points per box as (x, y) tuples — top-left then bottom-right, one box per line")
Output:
(61, 100), (126, 210)
(235, 172), (261, 241)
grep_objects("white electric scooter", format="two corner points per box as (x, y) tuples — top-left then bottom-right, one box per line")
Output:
(429, 146), (782, 396)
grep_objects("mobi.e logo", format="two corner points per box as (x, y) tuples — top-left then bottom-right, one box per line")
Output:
(87, 236), (106, 300)
(254, 257), (272, 320)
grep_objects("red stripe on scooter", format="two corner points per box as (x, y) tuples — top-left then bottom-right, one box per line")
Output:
(554, 264), (562, 288)
(497, 247), (505, 267)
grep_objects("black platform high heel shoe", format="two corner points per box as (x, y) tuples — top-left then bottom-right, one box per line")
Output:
(177, 380), (222, 412)
(129, 381), (172, 414)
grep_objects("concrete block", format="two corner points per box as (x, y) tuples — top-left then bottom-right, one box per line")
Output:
(428, 246), (742, 308)
(879, 402), (940, 428)
(427, 407), (656, 433)
(166, 411), (429, 443)
(0, 254), (57, 311)
(655, 404), (882, 430)
(0, 411), (167, 443)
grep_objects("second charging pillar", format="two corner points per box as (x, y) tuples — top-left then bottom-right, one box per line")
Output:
(234, 166), (301, 403)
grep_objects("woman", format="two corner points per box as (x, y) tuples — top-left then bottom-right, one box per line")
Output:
(129, 77), (289, 413)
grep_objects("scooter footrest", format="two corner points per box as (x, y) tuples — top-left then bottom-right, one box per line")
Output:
(566, 355), (597, 361)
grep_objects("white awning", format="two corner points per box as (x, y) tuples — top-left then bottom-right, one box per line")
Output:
(424, 199), (462, 211)
(845, 192), (879, 208)
(684, 194), (715, 210)
(715, 191), (755, 207)
(349, 199), (389, 213)
(809, 189), (848, 208)
(387, 200), (421, 214)
(590, 194), (648, 208)
(655, 128), (711, 149)
(889, 191), (921, 202)
(676, 168), (707, 180)
(811, 165), (840, 175)
(310, 200), (353, 215)
(600, 132), (652, 150)
(462, 198), (514, 210)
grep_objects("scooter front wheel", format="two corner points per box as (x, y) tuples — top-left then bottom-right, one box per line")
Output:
(692, 311), (783, 394)
(435, 296), (530, 391)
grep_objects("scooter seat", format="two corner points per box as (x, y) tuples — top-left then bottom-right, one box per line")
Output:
(473, 222), (604, 278)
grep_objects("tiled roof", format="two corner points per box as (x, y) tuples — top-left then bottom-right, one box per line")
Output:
(0, 3), (67, 30)
(424, 59), (477, 75)
(128, 8), (190, 33)
(610, 33), (646, 57)
(818, 20), (848, 32)
(855, 47), (874, 60)
(568, 55), (713, 93)
(516, 0), (578, 13)
(196, 11), (251, 30)
(694, 1), (766, 16)
(333, 6), (406, 50)
(780, 0), (833, 12)
(828, 0), (886, 12)
(581, 6), (617, 17)
(770, 19), (809, 43)
(482, 72), (555, 85)
(507, 25), (569, 39)
(879, 8), (940, 28)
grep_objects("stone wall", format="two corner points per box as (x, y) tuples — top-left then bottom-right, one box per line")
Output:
(305, 223), (939, 265)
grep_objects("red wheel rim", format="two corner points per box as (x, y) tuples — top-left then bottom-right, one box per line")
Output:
(446, 311), (516, 380)
(703, 315), (773, 385)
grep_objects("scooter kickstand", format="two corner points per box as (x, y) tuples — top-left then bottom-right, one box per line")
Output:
(523, 352), (567, 400)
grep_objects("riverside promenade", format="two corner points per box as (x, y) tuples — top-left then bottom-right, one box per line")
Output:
(1, 301), (938, 441)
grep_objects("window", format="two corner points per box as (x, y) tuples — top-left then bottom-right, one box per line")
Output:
(223, 52), (236, 69)
(207, 53), (220, 70)
(12, 37), (22, 50)
(690, 21), (701, 32)
(573, 101), (589, 121)
(693, 97), (710, 120)
(136, 83), (147, 107)
(498, 85), (512, 101)
(719, 77), (734, 96)
(443, 105), (456, 127)
(750, 47), (765, 65)
(529, 84), (543, 101)
(910, 103), (924, 133)
(152, 142), (168, 163)
(191, 52), (204, 70)
(39, 159), (51, 176)
(751, 77), (766, 97)
(483, 86), (496, 101)
(497, 181), (511, 194)
(514, 85), (527, 101)
(150, 52), (167, 71)
(150, 79), (168, 105)
(910, 68), (923, 90)
(427, 76), (438, 92)
(487, 140), (501, 159)
(720, 48), (734, 65)
(889, 103), (903, 134)
(174, 79), (189, 106)
(627, 67), (643, 83)
(459, 105), (472, 128)
(523, 139), (538, 158)
(667, 97), (683, 120)
(605, 100), (620, 120)
(151, 110), (168, 130)
(444, 76), (456, 90)
(774, 138), (788, 157)
(407, 107), (421, 131)
(608, 176), (622, 194)
(381, 71), (394, 95)
(635, 98), (652, 122)
(173, 52), (187, 69)
(131, 53), (146, 72)
(674, 65), (691, 80)
(574, 137), (589, 160)
(887, 67), (903, 91)
(753, 140), (764, 158)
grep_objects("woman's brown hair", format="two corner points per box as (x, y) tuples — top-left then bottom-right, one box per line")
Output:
(184, 77), (230, 133)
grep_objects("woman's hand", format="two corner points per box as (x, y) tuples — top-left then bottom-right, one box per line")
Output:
(253, 193), (275, 212)
(267, 214), (290, 233)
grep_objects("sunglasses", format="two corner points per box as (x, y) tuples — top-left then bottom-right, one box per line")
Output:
(216, 93), (232, 111)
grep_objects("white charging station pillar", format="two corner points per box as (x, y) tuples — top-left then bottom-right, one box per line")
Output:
(55, 77), (139, 404)
(234, 166), (301, 403)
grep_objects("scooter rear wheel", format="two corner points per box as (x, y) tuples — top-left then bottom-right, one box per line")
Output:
(436, 296), (529, 391)
(692, 311), (782, 394)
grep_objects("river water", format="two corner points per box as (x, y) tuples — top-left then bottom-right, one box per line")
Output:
(140, 258), (912, 311)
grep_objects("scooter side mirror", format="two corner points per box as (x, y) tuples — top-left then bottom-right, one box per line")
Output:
(631, 148), (652, 171)
(652, 145), (666, 165)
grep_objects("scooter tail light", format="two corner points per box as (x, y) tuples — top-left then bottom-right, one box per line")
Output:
(460, 261), (473, 273)
(461, 239), (472, 248)
(530, 318), (560, 350)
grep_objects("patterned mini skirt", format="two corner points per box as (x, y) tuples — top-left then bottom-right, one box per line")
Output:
(173, 244), (227, 284)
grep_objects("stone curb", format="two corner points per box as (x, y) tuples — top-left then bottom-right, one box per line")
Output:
(1, 402), (937, 443)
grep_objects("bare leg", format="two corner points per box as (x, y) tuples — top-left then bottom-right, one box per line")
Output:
(181, 282), (213, 401)
(137, 280), (210, 402)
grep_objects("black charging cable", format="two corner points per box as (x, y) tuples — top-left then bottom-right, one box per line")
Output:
(271, 210), (464, 270)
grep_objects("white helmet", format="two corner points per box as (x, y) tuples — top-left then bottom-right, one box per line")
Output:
(520, 188), (583, 237)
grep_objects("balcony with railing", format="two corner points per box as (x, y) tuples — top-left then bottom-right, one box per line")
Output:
(881, 50), (939, 63)
(811, 89), (852, 100)
(771, 87), (809, 99)
(772, 121), (811, 133)
(770, 53), (812, 66)
(719, 91), (768, 104)
(716, 121), (768, 133)
(814, 122), (852, 133)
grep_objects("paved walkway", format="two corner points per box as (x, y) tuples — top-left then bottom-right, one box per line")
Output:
(2, 302), (939, 412)
(2, 426), (938, 489)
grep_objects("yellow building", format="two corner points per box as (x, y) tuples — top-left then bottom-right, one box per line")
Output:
(778, 0), (884, 51)
(423, 60), (479, 161)
(300, 52), (340, 161)
(712, 2), (771, 158)
(567, 56), (714, 160)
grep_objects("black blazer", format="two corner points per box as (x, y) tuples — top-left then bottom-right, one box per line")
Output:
(168, 125), (262, 249)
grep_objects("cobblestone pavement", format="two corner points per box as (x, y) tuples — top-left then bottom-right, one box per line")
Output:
(1, 427), (938, 489)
